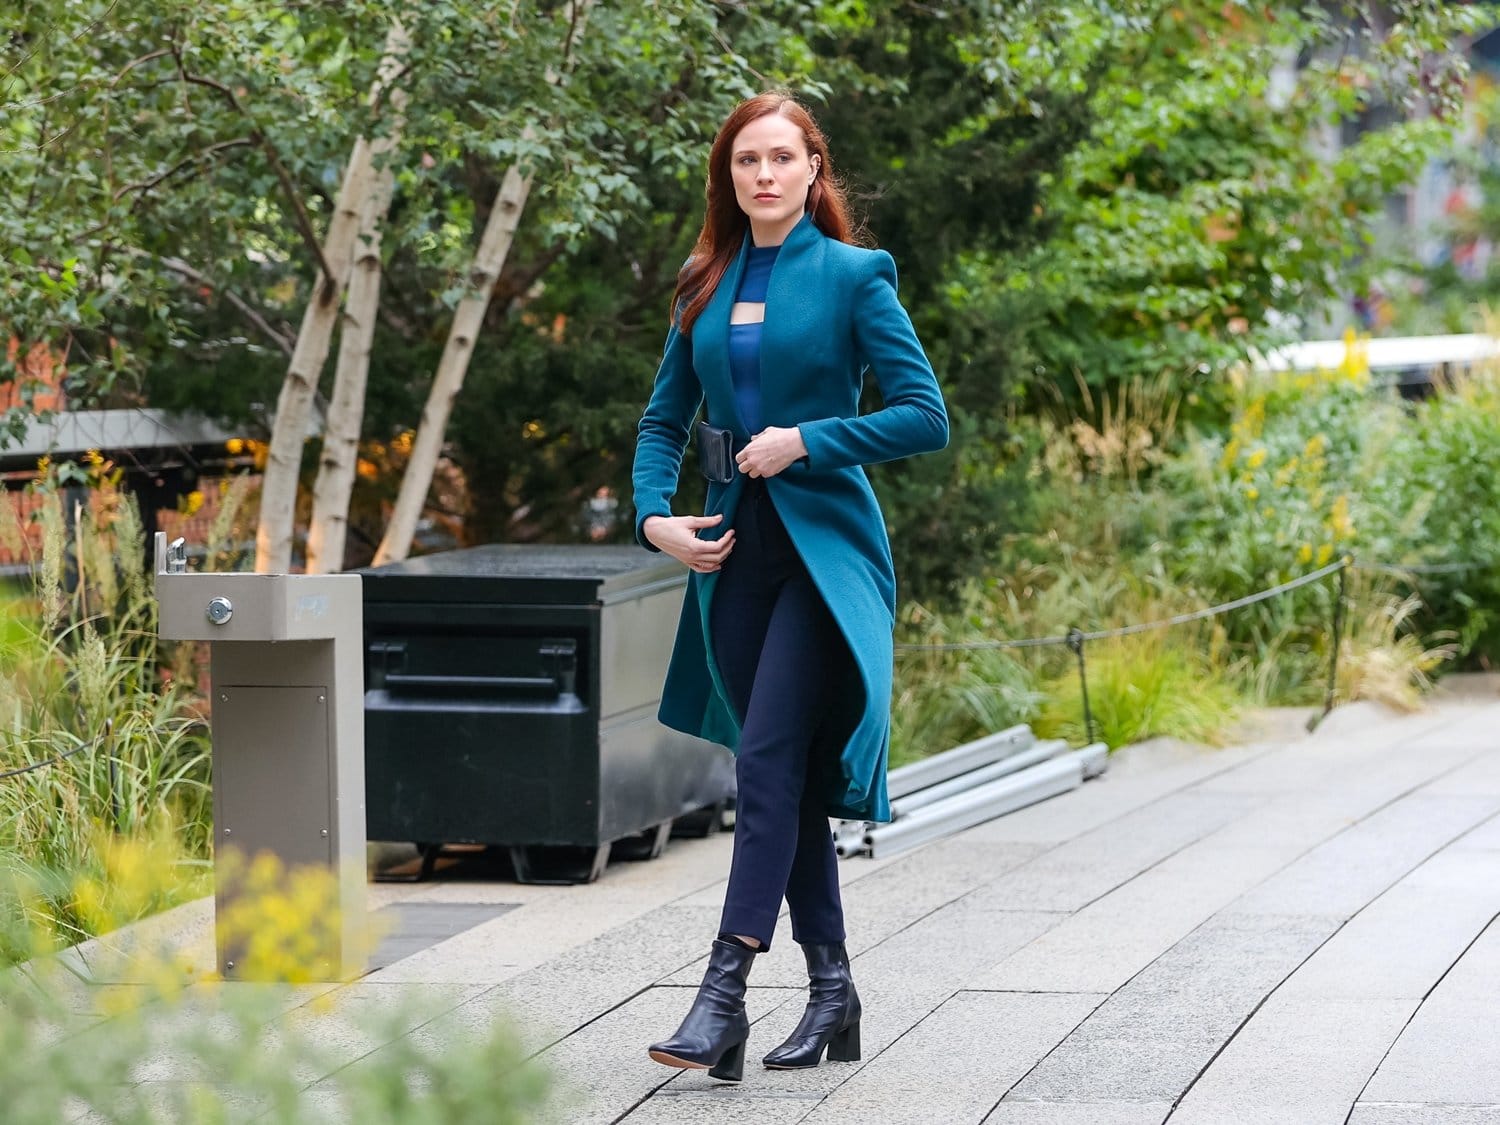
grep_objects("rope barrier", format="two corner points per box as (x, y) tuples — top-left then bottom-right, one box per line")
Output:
(1352, 561), (1487, 577)
(895, 558), (1351, 653)
(0, 742), (92, 781)
(888, 552), (1471, 739)
(0, 718), (111, 783)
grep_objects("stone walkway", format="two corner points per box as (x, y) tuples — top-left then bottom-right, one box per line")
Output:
(67, 688), (1500, 1123)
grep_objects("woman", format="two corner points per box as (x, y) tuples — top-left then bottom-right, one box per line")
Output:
(632, 92), (948, 1082)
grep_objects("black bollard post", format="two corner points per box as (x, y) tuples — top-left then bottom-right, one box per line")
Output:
(103, 718), (121, 833)
(1067, 627), (1096, 745)
(1322, 559), (1350, 720)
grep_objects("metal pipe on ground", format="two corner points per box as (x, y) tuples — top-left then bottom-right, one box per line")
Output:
(885, 724), (1036, 801)
(887, 739), (1072, 820)
(834, 725), (1038, 851)
(861, 755), (1088, 860)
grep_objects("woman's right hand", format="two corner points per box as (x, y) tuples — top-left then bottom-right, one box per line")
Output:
(644, 514), (736, 573)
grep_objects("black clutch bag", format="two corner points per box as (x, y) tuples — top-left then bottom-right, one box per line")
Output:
(695, 420), (736, 483)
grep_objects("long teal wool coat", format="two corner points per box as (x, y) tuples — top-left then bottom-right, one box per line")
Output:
(632, 213), (949, 822)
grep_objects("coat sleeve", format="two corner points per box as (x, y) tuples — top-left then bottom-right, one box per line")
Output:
(632, 321), (703, 551)
(797, 250), (949, 472)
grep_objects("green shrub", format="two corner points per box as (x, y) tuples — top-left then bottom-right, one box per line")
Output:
(1034, 627), (1243, 750)
(1360, 369), (1500, 663)
(891, 593), (1044, 767)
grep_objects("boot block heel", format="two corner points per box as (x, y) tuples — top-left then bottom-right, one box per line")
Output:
(708, 1036), (747, 1082)
(826, 1020), (860, 1063)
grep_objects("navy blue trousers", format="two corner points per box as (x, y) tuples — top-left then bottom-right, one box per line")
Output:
(712, 478), (847, 950)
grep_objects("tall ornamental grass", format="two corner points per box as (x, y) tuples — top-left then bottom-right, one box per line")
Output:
(0, 465), (216, 947)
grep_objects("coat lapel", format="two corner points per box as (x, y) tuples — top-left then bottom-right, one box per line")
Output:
(696, 235), (752, 438)
(759, 214), (822, 421)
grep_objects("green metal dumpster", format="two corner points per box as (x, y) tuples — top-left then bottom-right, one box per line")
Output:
(360, 544), (734, 883)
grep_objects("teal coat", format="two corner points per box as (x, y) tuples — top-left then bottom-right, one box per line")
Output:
(632, 213), (949, 822)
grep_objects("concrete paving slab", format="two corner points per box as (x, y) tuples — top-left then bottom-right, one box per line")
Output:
(1192, 707), (1472, 798)
(1453, 812), (1500, 852)
(665, 839), (1048, 988)
(984, 1101), (1173, 1125)
(859, 906), (1067, 999)
(68, 1083), (269, 1124)
(1349, 1105), (1500, 1125)
(635, 913), (1075, 1119)
(1169, 825), (1500, 1121)
(57, 897), (216, 982)
(1421, 740), (1500, 796)
(963, 790), (1260, 914)
(384, 902), (727, 1057)
(1281, 849), (1500, 1000)
(964, 742), (1270, 845)
(709, 992), (958, 1106)
(840, 837), (1049, 947)
(971, 842), (1300, 994)
(1360, 920), (1500, 1107)
(1201, 729), (1493, 855)
(369, 846), (733, 985)
(620, 1089), (826, 1124)
(800, 990), (1103, 1125)
(131, 981), (485, 1086)
(1223, 793), (1500, 919)
(1168, 994), (1415, 1123)
(525, 984), (792, 1125)
(1008, 912), (1336, 1102)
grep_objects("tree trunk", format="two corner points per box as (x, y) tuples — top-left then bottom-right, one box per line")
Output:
(306, 21), (412, 574)
(371, 162), (532, 566)
(252, 137), (371, 574)
(253, 17), (411, 574)
(372, 0), (593, 567)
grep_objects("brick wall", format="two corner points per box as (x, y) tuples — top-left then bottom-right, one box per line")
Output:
(0, 476), (249, 570)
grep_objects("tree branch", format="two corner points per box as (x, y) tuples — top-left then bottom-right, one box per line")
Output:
(112, 137), (256, 204)
(169, 45), (338, 292)
(161, 256), (296, 358)
(492, 241), (567, 312)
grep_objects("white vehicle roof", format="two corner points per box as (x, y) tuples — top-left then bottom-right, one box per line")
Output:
(1253, 333), (1500, 373)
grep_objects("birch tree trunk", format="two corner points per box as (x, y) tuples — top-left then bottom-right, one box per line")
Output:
(253, 19), (409, 574)
(371, 162), (532, 566)
(305, 21), (412, 574)
(252, 138), (371, 574)
(372, 0), (593, 567)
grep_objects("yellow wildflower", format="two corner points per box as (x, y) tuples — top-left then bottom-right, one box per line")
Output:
(1327, 494), (1354, 541)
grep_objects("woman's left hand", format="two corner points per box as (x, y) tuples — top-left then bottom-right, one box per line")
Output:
(736, 426), (807, 479)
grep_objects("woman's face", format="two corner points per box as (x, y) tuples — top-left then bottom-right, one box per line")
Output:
(728, 112), (821, 243)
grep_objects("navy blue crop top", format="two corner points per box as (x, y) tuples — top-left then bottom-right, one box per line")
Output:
(728, 244), (779, 433)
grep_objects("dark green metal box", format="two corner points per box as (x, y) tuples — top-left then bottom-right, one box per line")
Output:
(360, 545), (734, 882)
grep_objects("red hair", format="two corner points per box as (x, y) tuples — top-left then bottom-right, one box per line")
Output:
(672, 93), (861, 333)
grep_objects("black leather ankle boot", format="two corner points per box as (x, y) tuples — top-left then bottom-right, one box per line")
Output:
(762, 941), (861, 1069)
(647, 937), (758, 1081)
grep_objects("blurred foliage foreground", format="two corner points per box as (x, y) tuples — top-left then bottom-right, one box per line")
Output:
(889, 351), (1497, 766)
(0, 840), (552, 1124)
(0, 485), (554, 1120)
